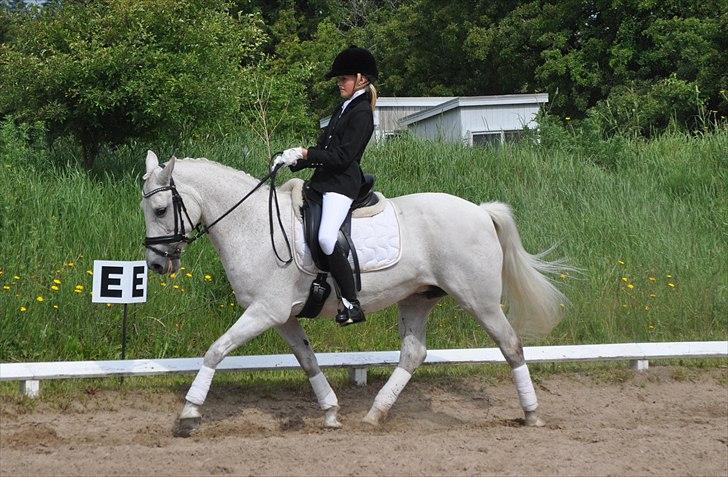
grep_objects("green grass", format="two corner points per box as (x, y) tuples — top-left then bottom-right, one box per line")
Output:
(1, 125), (726, 363)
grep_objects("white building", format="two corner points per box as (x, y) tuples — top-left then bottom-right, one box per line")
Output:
(399, 94), (548, 146)
(320, 93), (548, 146)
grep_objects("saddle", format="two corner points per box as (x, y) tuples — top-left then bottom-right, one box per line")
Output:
(297, 175), (379, 318)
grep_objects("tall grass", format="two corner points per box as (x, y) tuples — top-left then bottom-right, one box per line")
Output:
(1, 123), (726, 362)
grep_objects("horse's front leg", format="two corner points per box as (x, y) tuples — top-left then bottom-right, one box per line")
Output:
(175, 303), (282, 437)
(276, 317), (341, 429)
(363, 294), (439, 426)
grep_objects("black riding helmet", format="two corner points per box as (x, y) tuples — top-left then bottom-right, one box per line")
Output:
(324, 45), (378, 81)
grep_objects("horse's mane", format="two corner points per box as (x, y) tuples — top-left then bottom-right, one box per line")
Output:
(176, 157), (264, 186)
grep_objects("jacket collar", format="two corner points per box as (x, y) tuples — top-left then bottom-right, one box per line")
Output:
(341, 89), (367, 114)
(338, 89), (370, 117)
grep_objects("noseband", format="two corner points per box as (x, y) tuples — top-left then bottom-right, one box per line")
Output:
(143, 163), (292, 264)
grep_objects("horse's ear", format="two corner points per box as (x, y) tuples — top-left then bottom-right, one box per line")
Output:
(158, 155), (176, 184)
(145, 150), (159, 178)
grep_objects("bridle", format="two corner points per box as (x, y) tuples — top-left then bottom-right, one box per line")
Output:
(143, 160), (292, 264)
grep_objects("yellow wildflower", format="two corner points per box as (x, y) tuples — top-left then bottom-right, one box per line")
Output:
(668, 283), (675, 288)
(86, 270), (93, 275)
(53, 279), (61, 284)
(13, 275), (20, 280)
(170, 273), (177, 279)
(67, 261), (75, 267)
(106, 303), (113, 308)
(73, 289), (83, 294)
(185, 273), (192, 278)
(627, 283), (634, 289)
(173, 284), (180, 289)
(204, 274), (213, 282)
(36, 295), (44, 302)
(649, 293), (656, 298)
(621, 277), (629, 283)
(2, 285), (10, 291)
(51, 285), (59, 291)
(75, 284), (84, 291)
(617, 260), (625, 265)
(53, 304), (59, 310)
(160, 282), (167, 287)
(19, 306), (27, 312)
(559, 273), (567, 279)
(666, 274), (672, 278)
(648, 277), (656, 282)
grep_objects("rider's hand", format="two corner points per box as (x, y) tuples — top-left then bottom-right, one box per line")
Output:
(271, 147), (304, 171)
(282, 147), (304, 165)
(271, 154), (287, 170)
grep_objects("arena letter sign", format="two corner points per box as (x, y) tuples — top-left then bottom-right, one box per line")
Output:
(92, 260), (147, 304)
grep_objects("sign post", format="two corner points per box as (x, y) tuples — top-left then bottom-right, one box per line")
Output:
(92, 260), (147, 365)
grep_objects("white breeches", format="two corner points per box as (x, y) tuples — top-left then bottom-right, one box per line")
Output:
(318, 192), (353, 255)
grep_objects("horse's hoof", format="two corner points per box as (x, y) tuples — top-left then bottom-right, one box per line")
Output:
(524, 412), (545, 427)
(324, 408), (342, 429)
(362, 407), (384, 426)
(324, 416), (342, 429)
(174, 416), (201, 438)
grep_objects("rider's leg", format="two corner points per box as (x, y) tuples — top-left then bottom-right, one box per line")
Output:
(318, 192), (364, 325)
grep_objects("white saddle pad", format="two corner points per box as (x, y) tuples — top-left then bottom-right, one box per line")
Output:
(292, 199), (402, 276)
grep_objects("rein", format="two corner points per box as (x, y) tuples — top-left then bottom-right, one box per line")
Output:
(143, 161), (293, 265)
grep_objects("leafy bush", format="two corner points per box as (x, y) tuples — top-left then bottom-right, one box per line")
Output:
(0, 0), (266, 169)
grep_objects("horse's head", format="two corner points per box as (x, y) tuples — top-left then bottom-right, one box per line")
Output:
(141, 150), (202, 275)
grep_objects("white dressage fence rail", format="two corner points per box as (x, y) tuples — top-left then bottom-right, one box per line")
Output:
(1, 341), (726, 398)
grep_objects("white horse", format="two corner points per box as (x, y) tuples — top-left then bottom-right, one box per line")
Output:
(141, 150), (568, 436)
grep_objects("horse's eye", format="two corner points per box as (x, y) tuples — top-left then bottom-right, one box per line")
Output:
(154, 207), (168, 217)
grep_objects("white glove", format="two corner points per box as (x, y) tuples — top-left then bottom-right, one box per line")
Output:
(271, 147), (304, 171)
(283, 147), (304, 164)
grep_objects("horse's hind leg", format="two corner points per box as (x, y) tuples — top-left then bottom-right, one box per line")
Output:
(276, 317), (342, 429)
(363, 294), (439, 426)
(471, 302), (544, 427)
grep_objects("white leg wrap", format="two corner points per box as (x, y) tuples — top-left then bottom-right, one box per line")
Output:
(512, 364), (538, 412)
(373, 367), (412, 412)
(309, 372), (338, 410)
(185, 365), (215, 406)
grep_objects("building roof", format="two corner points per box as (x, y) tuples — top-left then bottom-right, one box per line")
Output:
(375, 97), (456, 107)
(399, 94), (549, 126)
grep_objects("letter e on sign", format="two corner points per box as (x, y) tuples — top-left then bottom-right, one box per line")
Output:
(92, 260), (147, 304)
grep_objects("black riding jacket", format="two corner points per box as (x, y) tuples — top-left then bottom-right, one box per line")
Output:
(290, 90), (374, 199)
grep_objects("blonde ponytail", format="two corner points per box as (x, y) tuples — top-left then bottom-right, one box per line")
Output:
(355, 73), (378, 112)
(368, 83), (378, 112)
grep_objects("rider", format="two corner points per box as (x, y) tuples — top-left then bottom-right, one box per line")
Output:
(274, 45), (378, 326)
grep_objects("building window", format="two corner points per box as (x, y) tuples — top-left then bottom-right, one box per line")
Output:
(471, 132), (502, 147)
(471, 130), (527, 147)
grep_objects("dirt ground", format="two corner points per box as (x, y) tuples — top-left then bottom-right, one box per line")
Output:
(1, 366), (726, 476)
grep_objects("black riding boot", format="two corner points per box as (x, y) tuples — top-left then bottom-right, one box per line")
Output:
(326, 243), (365, 326)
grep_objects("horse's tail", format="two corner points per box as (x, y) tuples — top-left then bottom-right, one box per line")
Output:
(481, 201), (569, 339)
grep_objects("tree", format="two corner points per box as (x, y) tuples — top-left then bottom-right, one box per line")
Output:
(0, 0), (266, 168)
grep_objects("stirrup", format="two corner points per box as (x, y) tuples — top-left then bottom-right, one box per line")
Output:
(335, 303), (366, 327)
